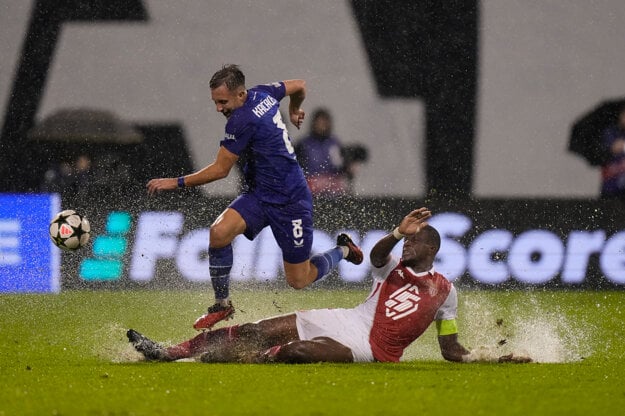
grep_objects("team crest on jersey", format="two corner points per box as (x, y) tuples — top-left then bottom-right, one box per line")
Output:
(424, 279), (439, 297)
(384, 283), (421, 320)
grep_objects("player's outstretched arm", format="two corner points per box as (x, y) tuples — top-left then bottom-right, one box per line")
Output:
(496, 353), (533, 363)
(183, 146), (238, 187)
(369, 207), (432, 267)
(369, 233), (400, 268)
(146, 177), (178, 195)
(438, 334), (532, 363)
(397, 207), (432, 236)
(146, 146), (238, 195)
(438, 333), (471, 362)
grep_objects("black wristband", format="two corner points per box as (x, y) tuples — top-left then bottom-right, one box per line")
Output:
(177, 177), (185, 188)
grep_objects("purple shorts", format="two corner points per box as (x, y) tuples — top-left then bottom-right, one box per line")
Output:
(229, 193), (313, 264)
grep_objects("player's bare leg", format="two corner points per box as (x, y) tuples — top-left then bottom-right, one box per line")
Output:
(255, 337), (354, 364)
(194, 208), (246, 330)
(284, 233), (363, 289)
(283, 260), (317, 289)
(199, 315), (300, 363)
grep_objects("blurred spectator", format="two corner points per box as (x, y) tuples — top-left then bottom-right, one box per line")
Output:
(295, 108), (367, 196)
(601, 106), (625, 201)
(41, 154), (92, 195)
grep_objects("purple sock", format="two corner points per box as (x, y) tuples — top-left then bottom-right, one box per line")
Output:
(209, 245), (233, 300)
(310, 246), (343, 282)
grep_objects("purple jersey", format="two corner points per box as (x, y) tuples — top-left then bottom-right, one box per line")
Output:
(220, 82), (309, 205)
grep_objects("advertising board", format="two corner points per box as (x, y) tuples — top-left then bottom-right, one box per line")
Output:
(57, 195), (625, 290)
(2, 193), (621, 291)
(0, 193), (60, 293)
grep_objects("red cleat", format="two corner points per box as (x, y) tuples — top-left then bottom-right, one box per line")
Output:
(337, 233), (363, 265)
(193, 301), (235, 330)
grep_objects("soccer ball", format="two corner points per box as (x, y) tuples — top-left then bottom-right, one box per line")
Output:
(49, 210), (91, 250)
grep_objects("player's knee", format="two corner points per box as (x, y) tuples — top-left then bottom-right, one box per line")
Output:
(283, 261), (315, 290)
(209, 225), (232, 247)
(278, 342), (313, 363)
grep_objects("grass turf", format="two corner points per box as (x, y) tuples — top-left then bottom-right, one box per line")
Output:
(0, 288), (623, 415)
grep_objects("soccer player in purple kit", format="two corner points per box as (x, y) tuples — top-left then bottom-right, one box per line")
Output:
(147, 65), (363, 330)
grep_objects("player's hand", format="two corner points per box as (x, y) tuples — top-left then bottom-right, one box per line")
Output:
(147, 178), (177, 195)
(290, 108), (305, 129)
(498, 353), (532, 363)
(398, 207), (432, 236)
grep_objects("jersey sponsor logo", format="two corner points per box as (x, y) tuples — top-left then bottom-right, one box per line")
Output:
(224, 133), (236, 141)
(384, 283), (421, 320)
(251, 96), (278, 118)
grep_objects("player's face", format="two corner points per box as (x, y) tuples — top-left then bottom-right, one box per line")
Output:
(312, 116), (331, 137)
(401, 232), (435, 266)
(211, 84), (246, 119)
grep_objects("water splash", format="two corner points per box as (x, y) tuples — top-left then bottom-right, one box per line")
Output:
(94, 292), (594, 364)
(459, 292), (593, 363)
(91, 322), (143, 363)
(92, 322), (199, 363)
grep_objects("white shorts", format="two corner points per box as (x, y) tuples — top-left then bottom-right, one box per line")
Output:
(295, 308), (374, 363)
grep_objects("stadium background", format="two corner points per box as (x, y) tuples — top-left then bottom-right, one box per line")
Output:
(1, 0), (625, 291)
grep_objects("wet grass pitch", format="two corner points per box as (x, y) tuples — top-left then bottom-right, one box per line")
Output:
(1, 288), (623, 415)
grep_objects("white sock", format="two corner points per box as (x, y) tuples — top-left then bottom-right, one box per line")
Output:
(341, 246), (349, 258)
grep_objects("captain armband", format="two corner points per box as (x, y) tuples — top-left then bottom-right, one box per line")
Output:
(436, 319), (459, 336)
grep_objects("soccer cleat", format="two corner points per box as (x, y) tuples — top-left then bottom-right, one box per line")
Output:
(126, 329), (172, 361)
(193, 301), (235, 330)
(336, 233), (363, 265)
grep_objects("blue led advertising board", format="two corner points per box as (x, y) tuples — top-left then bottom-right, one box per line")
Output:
(0, 193), (60, 293)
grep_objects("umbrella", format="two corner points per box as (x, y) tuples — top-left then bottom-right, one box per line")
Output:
(569, 98), (625, 166)
(25, 108), (145, 186)
(27, 108), (143, 145)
